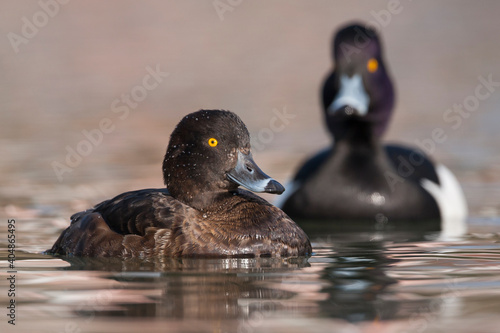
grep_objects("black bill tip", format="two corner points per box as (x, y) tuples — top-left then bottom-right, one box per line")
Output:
(265, 179), (285, 195)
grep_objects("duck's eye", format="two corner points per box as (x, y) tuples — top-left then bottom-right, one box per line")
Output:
(367, 58), (378, 73)
(208, 138), (218, 147)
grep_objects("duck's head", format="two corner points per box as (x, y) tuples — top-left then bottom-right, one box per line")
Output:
(163, 110), (284, 210)
(322, 23), (395, 142)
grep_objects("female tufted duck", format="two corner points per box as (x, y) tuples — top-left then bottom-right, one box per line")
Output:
(49, 110), (312, 257)
(277, 23), (467, 235)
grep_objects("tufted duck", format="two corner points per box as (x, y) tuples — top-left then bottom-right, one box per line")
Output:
(49, 110), (312, 257)
(277, 23), (467, 235)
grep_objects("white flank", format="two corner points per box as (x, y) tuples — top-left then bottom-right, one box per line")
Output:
(420, 164), (468, 238)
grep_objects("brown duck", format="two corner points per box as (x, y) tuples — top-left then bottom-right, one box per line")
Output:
(48, 110), (311, 258)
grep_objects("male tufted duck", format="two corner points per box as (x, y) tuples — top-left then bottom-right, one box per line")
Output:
(49, 110), (312, 257)
(277, 23), (467, 235)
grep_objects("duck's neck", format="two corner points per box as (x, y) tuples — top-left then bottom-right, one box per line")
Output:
(332, 118), (377, 149)
(327, 120), (393, 189)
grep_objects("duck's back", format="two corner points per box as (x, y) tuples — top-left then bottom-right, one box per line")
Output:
(48, 189), (188, 257)
(91, 188), (185, 235)
(49, 188), (311, 258)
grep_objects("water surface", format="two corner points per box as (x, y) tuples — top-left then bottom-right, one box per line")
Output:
(2, 219), (500, 333)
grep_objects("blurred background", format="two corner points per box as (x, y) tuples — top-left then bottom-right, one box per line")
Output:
(1, 0), (500, 222)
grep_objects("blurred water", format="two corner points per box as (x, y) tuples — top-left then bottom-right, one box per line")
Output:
(2, 221), (500, 333)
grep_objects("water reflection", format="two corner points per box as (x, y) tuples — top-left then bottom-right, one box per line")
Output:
(42, 239), (416, 324)
(51, 256), (311, 321)
(316, 241), (399, 322)
(3, 223), (500, 332)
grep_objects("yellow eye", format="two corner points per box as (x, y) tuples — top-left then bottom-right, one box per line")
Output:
(208, 138), (218, 147)
(367, 58), (378, 73)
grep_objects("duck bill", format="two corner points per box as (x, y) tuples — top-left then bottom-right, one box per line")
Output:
(227, 151), (285, 194)
(328, 73), (370, 116)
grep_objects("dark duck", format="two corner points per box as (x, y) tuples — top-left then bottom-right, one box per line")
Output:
(277, 23), (467, 235)
(49, 110), (311, 257)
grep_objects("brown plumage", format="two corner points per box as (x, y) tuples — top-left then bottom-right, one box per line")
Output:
(48, 110), (311, 258)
